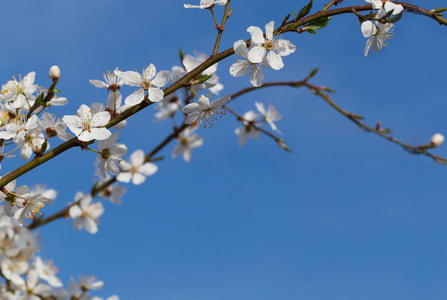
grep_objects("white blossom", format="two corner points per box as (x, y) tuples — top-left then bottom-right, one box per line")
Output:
(235, 111), (261, 147)
(97, 132), (128, 178)
(117, 150), (158, 185)
(41, 112), (73, 141)
(69, 192), (104, 234)
(230, 40), (265, 87)
(32, 256), (63, 288)
(172, 126), (204, 162)
(63, 104), (111, 142)
(89, 68), (124, 90)
(365, 0), (404, 14)
(184, 0), (227, 9)
(182, 94), (231, 127)
(255, 102), (282, 133)
(0, 72), (38, 109)
(247, 21), (296, 70)
(121, 64), (170, 106)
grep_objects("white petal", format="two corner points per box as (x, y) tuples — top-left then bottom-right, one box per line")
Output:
(249, 65), (264, 87)
(265, 21), (275, 40)
(89, 80), (108, 88)
(91, 127), (112, 141)
(139, 163), (158, 176)
(148, 87), (164, 102)
(132, 173), (146, 185)
(266, 51), (284, 70)
(247, 26), (265, 45)
(233, 40), (249, 58)
(248, 47), (267, 64)
(143, 64), (156, 80)
(131, 149), (145, 165)
(92, 111), (111, 127)
(124, 89), (145, 106)
(183, 55), (198, 72)
(361, 21), (377, 38)
(151, 70), (170, 87)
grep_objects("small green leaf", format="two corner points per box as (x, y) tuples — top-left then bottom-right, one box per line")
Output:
(53, 89), (61, 93)
(307, 28), (316, 34)
(179, 48), (185, 62)
(306, 16), (331, 32)
(390, 11), (403, 23)
(296, 0), (313, 20)
(322, 87), (336, 93)
(434, 7), (447, 13)
(308, 68), (319, 78)
(198, 74), (212, 83)
(40, 140), (48, 154)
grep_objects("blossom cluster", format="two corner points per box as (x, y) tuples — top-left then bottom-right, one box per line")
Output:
(0, 0), (443, 297)
(0, 208), (117, 299)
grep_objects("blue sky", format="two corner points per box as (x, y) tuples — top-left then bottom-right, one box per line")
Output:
(1, 0), (447, 299)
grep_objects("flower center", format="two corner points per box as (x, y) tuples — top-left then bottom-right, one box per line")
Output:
(375, 24), (394, 47)
(264, 40), (275, 51)
(130, 165), (139, 174)
(193, 108), (227, 128)
(180, 137), (189, 146)
(27, 202), (45, 219)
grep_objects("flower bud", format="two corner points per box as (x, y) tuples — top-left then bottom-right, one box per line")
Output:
(49, 65), (60, 79)
(430, 133), (444, 147)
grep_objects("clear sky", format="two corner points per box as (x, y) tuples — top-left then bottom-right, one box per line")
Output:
(1, 0), (447, 299)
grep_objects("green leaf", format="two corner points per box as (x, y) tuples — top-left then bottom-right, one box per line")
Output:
(198, 74), (212, 83)
(322, 87), (335, 93)
(307, 28), (316, 34)
(40, 140), (48, 154)
(308, 68), (319, 78)
(179, 48), (185, 62)
(434, 7), (447, 13)
(53, 89), (61, 93)
(390, 11), (403, 23)
(306, 16), (331, 32)
(296, 0), (313, 20)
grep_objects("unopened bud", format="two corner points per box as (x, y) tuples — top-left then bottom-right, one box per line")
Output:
(431, 133), (444, 147)
(49, 65), (60, 79)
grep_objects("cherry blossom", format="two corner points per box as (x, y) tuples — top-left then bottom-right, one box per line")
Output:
(235, 111), (261, 147)
(69, 192), (104, 234)
(172, 126), (204, 162)
(255, 102), (282, 133)
(41, 112), (73, 141)
(14, 194), (54, 226)
(63, 104), (111, 142)
(97, 132), (128, 178)
(365, 0), (404, 14)
(247, 21), (296, 70)
(89, 68), (124, 91)
(116, 149), (158, 185)
(182, 94), (231, 127)
(184, 0), (227, 9)
(230, 40), (265, 87)
(0, 72), (38, 109)
(32, 256), (63, 288)
(121, 64), (170, 106)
